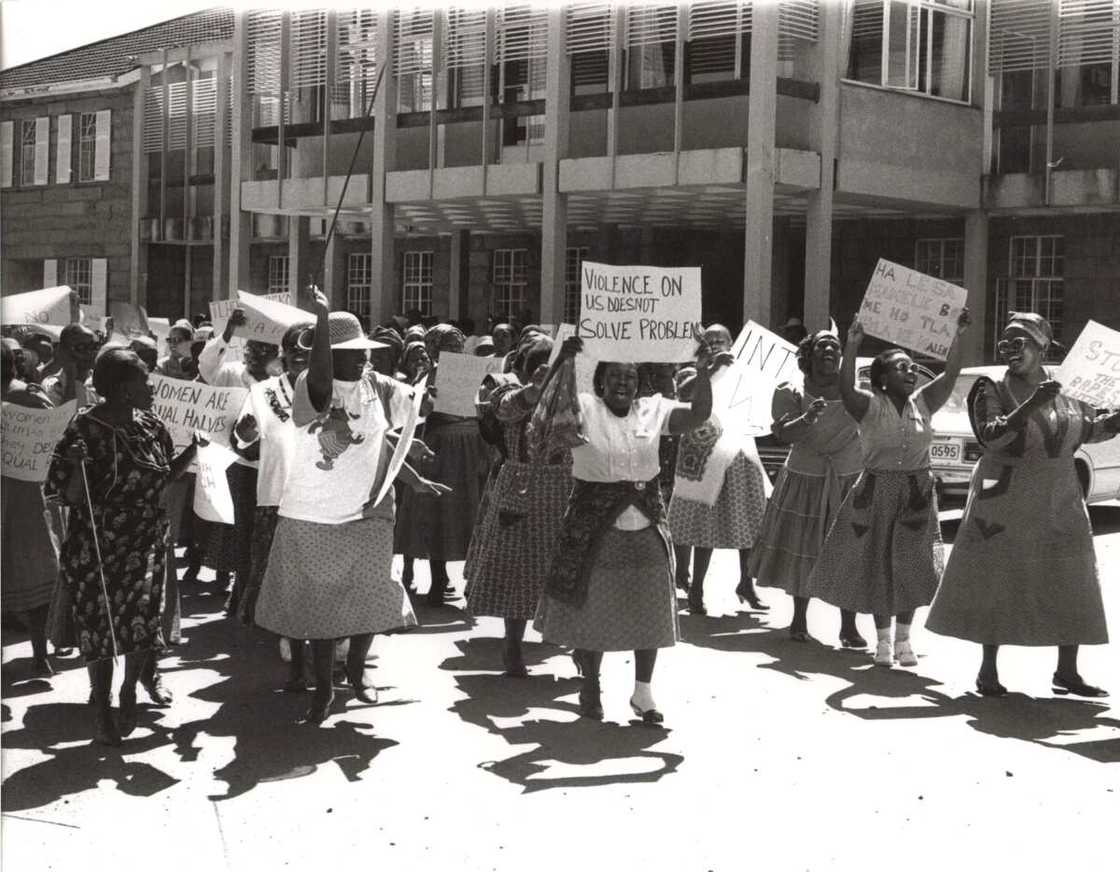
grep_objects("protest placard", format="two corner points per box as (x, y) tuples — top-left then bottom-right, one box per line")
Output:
(1, 400), (77, 482)
(857, 259), (967, 360)
(1, 287), (74, 328)
(81, 305), (108, 336)
(576, 261), (702, 363)
(148, 317), (171, 348)
(209, 292), (291, 340)
(108, 301), (150, 341)
(149, 373), (248, 453)
(1055, 320), (1120, 409)
(193, 437), (238, 524)
(236, 290), (314, 345)
(372, 375), (427, 509)
(720, 320), (803, 433)
(433, 352), (505, 417)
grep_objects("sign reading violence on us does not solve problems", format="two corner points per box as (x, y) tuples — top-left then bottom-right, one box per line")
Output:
(1055, 320), (1120, 410)
(577, 261), (703, 363)
(1, 401), (77, 483)
(857, 259), (968, 361)
(149, 374), (248, 454)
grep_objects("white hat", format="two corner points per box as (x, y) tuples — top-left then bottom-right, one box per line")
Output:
(320, 311), (387, 350)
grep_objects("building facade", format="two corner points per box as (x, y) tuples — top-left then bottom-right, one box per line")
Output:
(2, 2), (1118, 361)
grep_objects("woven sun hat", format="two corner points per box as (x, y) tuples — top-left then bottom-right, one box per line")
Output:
(327, 311), (387, 350)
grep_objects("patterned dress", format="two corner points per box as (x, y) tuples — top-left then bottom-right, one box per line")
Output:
(927, 374), (1113, 645)
(44, 408), (173, 662)
(466, 382), (573, 620)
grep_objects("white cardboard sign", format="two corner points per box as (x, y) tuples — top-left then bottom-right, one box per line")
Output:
(372, 375), (427, 509)
(433, 352), (505, 418)
(236, 290), (314, 346)
(0, 400), (77, 482)
(193, 437), (239, 524)
(149, 373), (249, 454)
(1055, 320), (1120, 409)
(577, 261), (702, 362)
(209, 292), (291, 352)
(720, 320), (803, 434)
(857, 259), (967, 360)
(1, 287), (73, 327)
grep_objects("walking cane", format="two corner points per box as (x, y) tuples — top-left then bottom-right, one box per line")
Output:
(78, 453), (121, 660)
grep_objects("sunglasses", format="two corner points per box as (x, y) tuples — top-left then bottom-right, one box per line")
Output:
(997, 337), (1028, 354)
(889, 361), (921, 374)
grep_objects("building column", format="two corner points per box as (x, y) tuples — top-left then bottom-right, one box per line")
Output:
(449, 229), (469, 321)
(963, 210), (989, 365)
(369, 9), (398, 326)
(130, 66), (150, 307)
(540, 8), (571, 326)
(802, 0), (841, 333)
(288, 216), (310, 305)
(743, 1), (779, 327)
(229, 12), (252, 296)
(212, 51), (231, 302)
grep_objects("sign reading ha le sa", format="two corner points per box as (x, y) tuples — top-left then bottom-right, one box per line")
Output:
(577, 261), (702, 363)
(858, 259), (967, 361)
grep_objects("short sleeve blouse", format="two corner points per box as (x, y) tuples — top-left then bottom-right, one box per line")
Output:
(570, 393), (682, 483)
(857, 389), (934, 470)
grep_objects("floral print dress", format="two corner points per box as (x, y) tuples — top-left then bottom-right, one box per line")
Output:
(44, 408), (173, 662)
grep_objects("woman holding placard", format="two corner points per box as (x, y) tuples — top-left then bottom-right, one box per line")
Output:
(44, 348), (196, 745)
(750, 330), (867, 647)
(806, 309), (970, 668)
(535, 338), (725, 724)
(669, 325), (771, 616)
(927, 313), (1119, 697)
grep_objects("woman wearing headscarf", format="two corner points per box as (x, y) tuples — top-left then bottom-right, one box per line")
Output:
(927, 313), (1118, 697)
(807, 310), (971, 668)
(1, 344), (63, 679)
(750, 330), (866, 646)
(466, 334), (572, 676)
(669, 324), (771, 616)
(535, 338), (726, 724)
(254, 292), (447, 724)
(44, 348), (196, 745)
(396, 323), (491, 606)
(369, 325), (404, 377)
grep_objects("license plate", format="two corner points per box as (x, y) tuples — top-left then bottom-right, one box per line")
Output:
(930, 440), (962, 463)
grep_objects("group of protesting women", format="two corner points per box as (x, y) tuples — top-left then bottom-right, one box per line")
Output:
(3, 286), (1118, 746)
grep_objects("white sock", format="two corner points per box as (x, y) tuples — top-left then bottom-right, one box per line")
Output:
(876, 626), (891, 645)
(895, 623), (911, 644)
(632, 680), (656, 710)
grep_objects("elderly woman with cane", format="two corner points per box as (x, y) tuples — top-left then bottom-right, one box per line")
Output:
(45, 348), (196, 746)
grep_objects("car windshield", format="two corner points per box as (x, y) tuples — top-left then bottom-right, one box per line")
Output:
(940, 374), (980, 417)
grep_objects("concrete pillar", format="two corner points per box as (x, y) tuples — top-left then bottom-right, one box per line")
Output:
(288, 216), (310, 305)
(963, 210), (989, 365)
(229, 12), (253, 296)
(540, 8), (570, 325)
(743, 1), (779, 327)
(449, 229), (469, 321)
(369, 9), (398, 326)
(212, 51), (231, 302)
(802, 0), (841, 333)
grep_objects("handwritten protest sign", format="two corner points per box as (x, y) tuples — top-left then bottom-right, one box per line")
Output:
(109, 301), (150, 342)
(1, 287), (74, 327)
(718, 320), (803, 434)
(1055, 320), (1120, 409)
(148, 317), (171, 347)
(149, 373), (248, 453)
(81, 305), (108, 336)
(193, 437), (238, 524)
(433, 352), (505, 418)
(209, 292), (291, 343)
(857, 259), (967, 360)
(1, 401), (77, 482)
(577, 261), (702, 363)
(236, 290), (314, 345)
(372, 375), (427, 509)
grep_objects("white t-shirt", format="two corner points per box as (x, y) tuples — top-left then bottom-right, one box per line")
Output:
(278, 371), (413, 525)
(234, 374), (298, 507)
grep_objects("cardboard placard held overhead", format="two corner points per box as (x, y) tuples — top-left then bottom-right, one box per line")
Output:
(149, 373), (249, 454)
(108, 301), (150, 341)
(720, 320), (803, 434)
(0, 287), (74, 328)
(433, 352), (505, 418)
(236, 290), (314, 346)
(1055, 320), (1120, 409)
(209, 292), (292, 351)
(0, 401), (77, 482)
(857, 259), (967, 360)
(577, 261), (702, 362)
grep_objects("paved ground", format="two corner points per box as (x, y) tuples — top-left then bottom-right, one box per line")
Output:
(3, 505), (1119, 872)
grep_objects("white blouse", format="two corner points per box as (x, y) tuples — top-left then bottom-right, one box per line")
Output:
(571, 393), (681, 483)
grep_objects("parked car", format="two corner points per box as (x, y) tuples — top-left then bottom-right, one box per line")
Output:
(929, 366), (1120, 504)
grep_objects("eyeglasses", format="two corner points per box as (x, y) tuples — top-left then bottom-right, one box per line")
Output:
(997, 337), (1028, 354)
(889, 361), (921, 374)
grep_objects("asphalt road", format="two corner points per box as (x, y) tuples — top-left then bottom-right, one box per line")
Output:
(3, 505), (1119, 872)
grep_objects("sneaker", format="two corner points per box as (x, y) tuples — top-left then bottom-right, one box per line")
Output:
(874, 639), (894, 667)
(895, 640), (918, 667)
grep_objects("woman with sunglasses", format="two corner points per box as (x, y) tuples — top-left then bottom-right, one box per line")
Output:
(806, 309), (970, 668)
(156, 320), (196, 380)
(928, 313), (1118, 697)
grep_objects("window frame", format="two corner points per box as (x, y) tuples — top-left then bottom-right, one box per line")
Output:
(347, 252), (373, 317)
(994, 234), (1065, 348)
(267, 255), (290, 295)
(492, 248), (528, 320)
(402, 249), (434, 316)
(78, 112), (98, 183)
(19, 118), (36, 186)
(63, 256), (93, 306)
(914, 237), (964, 283)
(564, 246), (590, 324)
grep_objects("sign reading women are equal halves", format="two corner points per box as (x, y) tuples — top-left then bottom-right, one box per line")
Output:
(578, 262), (703, 363)
(858, 259), (968, 361)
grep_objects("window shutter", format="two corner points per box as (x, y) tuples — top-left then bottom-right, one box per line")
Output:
(93, 110), (111, 181)
(291, 9), (328, 90)
(499, 4), (549, 64)
(33, 116), (49, 186)
(55, 114), (72, 183)
(688, 1), (753, 40)
(0, 121), (12, 188)
(43, 259), (58, 288)
(395, 7), (435, 78)
(91, 258), (108, 314)
(566, 3), (615, 55)
(143, 89), (164, 154)
(625, 4), (678, 48)
(989, 0), (1053, 73)
(1058, 0), (1120, 68)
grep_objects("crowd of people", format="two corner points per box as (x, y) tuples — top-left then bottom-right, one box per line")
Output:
(2, 291), (1118, 747)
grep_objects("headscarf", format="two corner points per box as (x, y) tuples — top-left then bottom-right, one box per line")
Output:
(370, 325), (404, 366)
(404, 325), (427, 344)
(400, 340), (429, 382)
(423, 323), (466, 361)
(1006, 311), (1053, 350)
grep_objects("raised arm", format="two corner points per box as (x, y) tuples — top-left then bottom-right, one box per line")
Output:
(917, 307), (971, 415)
(305, 287), (333, 413)
(667, 351), (732, 434)
(838, 320), (872, 422)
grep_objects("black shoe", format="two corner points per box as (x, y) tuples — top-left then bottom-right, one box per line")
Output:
(629, 697), (665, 726)
(1052, 672), (1108, 698)
(975, 677), (1008, 697)
(305, 690), (334, 725)
(93, 706), (121, 747)
(502, 648), (529, 678)
(347, 667), (379, 704)
(578, 676), (603, 720)
(735, 579), (769, 611)
(687, 588), (706, 616)
(839, 632), (868, 650)
(118, 687), (138, 737)
(31, 656), (56, 679)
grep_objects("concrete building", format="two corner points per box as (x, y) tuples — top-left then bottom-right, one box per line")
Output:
(3, 2), (1118, 360)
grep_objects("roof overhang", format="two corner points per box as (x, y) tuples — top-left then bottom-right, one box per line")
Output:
(0, 68), (141, 102)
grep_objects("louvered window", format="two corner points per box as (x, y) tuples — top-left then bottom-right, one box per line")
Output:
(988, 0), (1052, 74)
(396, 7), (435, 113)
(1057, 0), (1120, 106)
(624, 4), (677, 89)
(334, 9), (379, 120)
(78, 112), (97, 182)
(248, 10), (287, 126)
(290, 9), (327, 124)
(193, 76), (217, 151)
(686, 1), (752, 83)
(497, 5), (549, 146)
(446, 6), (488, 108)
(778, 0), (820, 61)
(568, 2), (614, 94)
